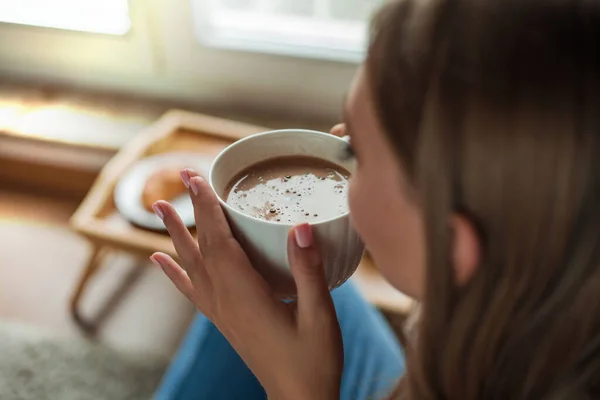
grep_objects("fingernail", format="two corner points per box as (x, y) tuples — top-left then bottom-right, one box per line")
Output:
(180, 169), (191, 188)
(150, 255), (163, 267)
(190, 177), (200, 195)
(294, 223), (313, 249)
(152, 203), (164, 219)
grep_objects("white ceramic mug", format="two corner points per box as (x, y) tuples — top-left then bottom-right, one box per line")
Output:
(209, 129), (365, 298)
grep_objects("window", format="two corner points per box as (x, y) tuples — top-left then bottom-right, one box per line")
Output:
(193, 0), (384, 62)
(0, 0), (130, 35)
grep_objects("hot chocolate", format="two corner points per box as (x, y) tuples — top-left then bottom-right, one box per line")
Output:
(224, 155), (350, 224)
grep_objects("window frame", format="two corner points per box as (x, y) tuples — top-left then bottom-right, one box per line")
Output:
(191, 0), (370, 63)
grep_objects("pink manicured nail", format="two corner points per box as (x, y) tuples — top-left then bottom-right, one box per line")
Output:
(150, 255), (163, 267)
(152, 203), (164, 219)
(294, 224), (313, 249)
(180, 169), (191, 188)
(190, 177), (200, 195)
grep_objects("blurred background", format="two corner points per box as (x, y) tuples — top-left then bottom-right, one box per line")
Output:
(0, 0), (380, 129)
(0, 1), (409, 399)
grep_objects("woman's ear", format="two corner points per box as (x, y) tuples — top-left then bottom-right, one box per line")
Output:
(451, 214), (481, 285)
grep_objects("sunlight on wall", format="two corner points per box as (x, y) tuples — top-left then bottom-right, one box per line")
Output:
(0, 0), (130, 35)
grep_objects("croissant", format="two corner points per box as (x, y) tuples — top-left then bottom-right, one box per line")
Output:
(142, 167), (188, 211)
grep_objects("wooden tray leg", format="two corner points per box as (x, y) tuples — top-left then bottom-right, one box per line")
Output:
(70, 245), (107, 330)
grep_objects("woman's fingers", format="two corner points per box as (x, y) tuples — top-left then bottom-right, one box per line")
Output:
(184, 170), (270, 295)
(187, 174), (234, 256)
(151, 252), (196, 301)
(152, 200), (210, 286)
(287, 224), (336, 322)
(329, 123), (346, 137)
(181, 169), (230, 253)
(153, 200), (202, 268)
(154, 169), (273, 318)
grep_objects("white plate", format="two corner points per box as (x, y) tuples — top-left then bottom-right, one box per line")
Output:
(114, 152), (213, 231)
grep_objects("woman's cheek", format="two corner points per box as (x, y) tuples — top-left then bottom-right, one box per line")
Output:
(348, 173), (425, 299)
(348, 177), (371, 244)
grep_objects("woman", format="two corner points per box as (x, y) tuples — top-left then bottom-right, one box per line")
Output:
(151, 0), (600, 398)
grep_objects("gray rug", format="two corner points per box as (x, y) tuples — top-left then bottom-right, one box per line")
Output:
(0, 321), (168, 400)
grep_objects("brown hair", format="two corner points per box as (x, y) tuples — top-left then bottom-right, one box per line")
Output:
(367, 0), (600, 398)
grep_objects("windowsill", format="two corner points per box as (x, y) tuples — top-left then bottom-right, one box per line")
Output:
(200, 35), (363, 64)
(0, 81), (334, 163)
(0, 84), (164, 151)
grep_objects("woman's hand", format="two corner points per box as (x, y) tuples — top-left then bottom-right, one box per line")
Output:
(330, 123), (346, 137)
(151, 169), (343, 400)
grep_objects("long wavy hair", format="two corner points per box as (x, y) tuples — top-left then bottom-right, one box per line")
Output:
(367, 0), (600, 398)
